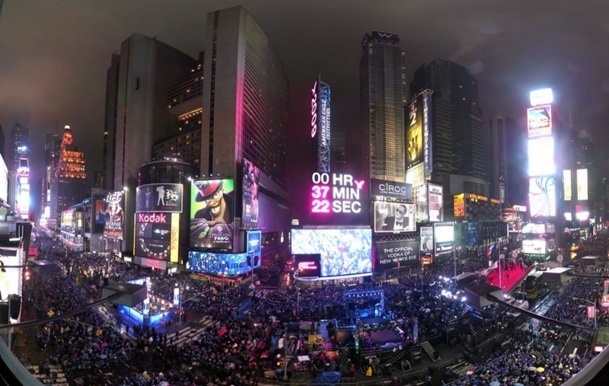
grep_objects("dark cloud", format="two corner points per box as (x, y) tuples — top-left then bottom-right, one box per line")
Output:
(1, 0), (609, 214)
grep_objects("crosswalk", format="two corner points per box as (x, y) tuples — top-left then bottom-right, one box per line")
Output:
(167, 315), (220, 348)
(25, 363), (69, 386)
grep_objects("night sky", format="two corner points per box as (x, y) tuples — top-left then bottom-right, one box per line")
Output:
(2, 0), (609, 217)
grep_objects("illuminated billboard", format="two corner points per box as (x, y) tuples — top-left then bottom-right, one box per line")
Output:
(434, 223), (454, 256)
(103, 191), (125, 240)
(190, 179), (235, 251)
(529, 88), (553, 106)
(522, 223), (546, 234)
(291, 228), (372, 277)
(406, 163), (427, 221)
(527, 105), (552, 137)
(294, 254), (321, 278)
(427, 183), (443, 222)
(135, 183), (183, 213)
(242, 159), (260, 226)
(523, 239), (546, 255)
(310, 172), (365, 215)
(187, 251), (255, 277)
(375, 239), (420, 270)
(61, 208), (75, 232)
(311, 79), (331, 173)
(563, 169), (572, 201)
(528, 137), (555, 176)
(577, 168), (588, 201)
(406, 95), (424, 169)
(529, 177), (556, 218)
(373, 202), (416, 233)
(370, 178), (412, 200)
(454, 194), (465, 218)
(135, 212), (179, 263)
(420, 226), (434, 255)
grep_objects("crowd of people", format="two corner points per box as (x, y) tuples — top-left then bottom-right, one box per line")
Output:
(12, 230), (609, 385)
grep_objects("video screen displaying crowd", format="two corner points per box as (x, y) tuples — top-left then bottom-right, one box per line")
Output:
(14, 230), (609, 385)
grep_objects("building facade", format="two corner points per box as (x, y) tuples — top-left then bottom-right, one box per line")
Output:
(360, 31), (407, 182)
(49, 126), (87, 228)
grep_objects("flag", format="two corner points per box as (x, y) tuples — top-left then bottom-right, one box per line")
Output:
(486, 243), (496, 258)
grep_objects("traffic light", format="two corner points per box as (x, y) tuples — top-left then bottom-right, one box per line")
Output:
(24, 268), (30, 281)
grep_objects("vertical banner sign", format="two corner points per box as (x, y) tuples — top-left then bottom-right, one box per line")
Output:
(423, 92), (433, 175)
(311, 79), (331, 173)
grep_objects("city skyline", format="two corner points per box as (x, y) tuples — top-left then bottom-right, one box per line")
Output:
(1, 1), (609, 216)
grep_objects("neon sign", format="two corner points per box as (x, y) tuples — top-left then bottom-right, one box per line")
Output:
(310, 172), (364, 214)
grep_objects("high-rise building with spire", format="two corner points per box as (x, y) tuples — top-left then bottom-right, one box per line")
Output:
(360, 31), (407, 182)
(49, 125), (87, 228)
(9, 122), (30, 219)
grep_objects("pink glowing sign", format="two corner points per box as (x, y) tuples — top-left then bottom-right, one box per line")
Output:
(310, 172), (365, 214)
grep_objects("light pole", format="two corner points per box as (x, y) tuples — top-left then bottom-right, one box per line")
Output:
(572, 296), (597, 328)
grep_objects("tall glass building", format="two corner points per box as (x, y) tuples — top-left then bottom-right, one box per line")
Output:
(360, 31), (407, 182)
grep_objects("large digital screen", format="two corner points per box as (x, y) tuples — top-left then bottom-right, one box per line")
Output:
(454, 194), (465, 218)
(61, 208), (75, 232)
(136, 183), (183, 213)
(434, 223), (454, 256)
(527, 105), (552, 137)
(375, 240), (420, 270)
(310, 172), (365, 215)
(577, 169), (588, 201)
(103, 191), (125, 240)
(427, 183), (443, 222)
(373, 201), (416, 233)
(529, 177), (556, 218)
(246, 231), (262, 262)
(242, 159), (260, 227)
(294, 254), (321, 278)
(523, 239), (546, 255)
(135, 212), (178, 262)
(563, 169), (572, 201)
(406, 95), (424, 169)
(190, 179), (235, 251)
(291, 228), (372, 277)
(187, 251), (255, 277)
(528, 137), (555, 176)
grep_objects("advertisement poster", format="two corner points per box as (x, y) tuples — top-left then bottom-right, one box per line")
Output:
(188, 251), (252, 276)
(529, 177), (556, 218)
(136, 183), (183, 213)
(427, 183), (443, 222)
(190, 179), (234, 250)
(242, 159), (260, 226)
(103, 191), (125, 240)
(406, 95), (424, 169)
(375, 240), (420, 270)
(135, 212), (172, 260)
(434, 223), (454, 256)
(420, 226), (434, 255)
(373, 201), (416, 233)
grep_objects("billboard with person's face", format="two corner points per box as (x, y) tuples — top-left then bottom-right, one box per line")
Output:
(373, 202), (416, 233)
(190, 179), (235, 251)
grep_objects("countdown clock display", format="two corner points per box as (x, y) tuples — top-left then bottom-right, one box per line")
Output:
(310, 172), (365, 214)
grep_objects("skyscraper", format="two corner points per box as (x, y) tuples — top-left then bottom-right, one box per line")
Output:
(199, 5), (289, 254)
(105, 34), (197, 192)
(201, 6), (288, 188)
(411, 59), (486, 195)
(10, 122), (30, 219)
(49, 126), (87, 227)
(41, 133), (61, 224)
(360, 31), (407, 182)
